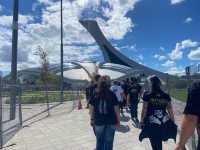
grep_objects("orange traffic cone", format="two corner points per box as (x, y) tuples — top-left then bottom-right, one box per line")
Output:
(78, 99), (82, 110)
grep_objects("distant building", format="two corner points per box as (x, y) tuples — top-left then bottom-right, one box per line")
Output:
(186, 64), (200, 75)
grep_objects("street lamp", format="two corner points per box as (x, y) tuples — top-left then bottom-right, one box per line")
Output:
(60, 0), (64, 103)
(10, 0), (19, 120)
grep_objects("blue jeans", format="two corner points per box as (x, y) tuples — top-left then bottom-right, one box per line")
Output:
(95, 125), (116, 150)
(130, 100), (139, 119)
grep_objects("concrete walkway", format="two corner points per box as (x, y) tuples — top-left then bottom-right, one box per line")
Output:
(4, 102), (180, 150)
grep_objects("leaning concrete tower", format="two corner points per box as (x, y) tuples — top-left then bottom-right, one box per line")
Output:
(80, 20), (169, 79)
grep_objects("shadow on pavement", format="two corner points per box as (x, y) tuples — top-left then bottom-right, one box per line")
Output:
(23, 115), (49, 128)
(116, 124), (130, 133)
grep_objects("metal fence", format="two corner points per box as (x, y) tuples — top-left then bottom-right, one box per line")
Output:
(0, 77), (198, 149)
(0, 81), (84, 148)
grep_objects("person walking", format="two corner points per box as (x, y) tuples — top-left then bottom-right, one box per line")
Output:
(175, 81), (200, 150)
(127, 77), (142, 124)
(110, 81), (125, 115)
(88, 75), (101, 138)
(139, 75), (177, 150)
(89, 76), (120, 150)
(121, 79), (130, 110)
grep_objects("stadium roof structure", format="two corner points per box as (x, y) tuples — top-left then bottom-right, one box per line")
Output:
(60, 62), (128, 80)
(79, 20), (170, 79)
(7, 62), (132, 82)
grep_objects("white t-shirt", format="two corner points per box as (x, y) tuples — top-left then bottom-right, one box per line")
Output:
(110, 85), (124, 102)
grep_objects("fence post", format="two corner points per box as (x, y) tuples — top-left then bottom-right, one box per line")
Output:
(18, 85), (22, 126)
(0, 76), (3, 148)
(45, 85), (50, 116)
(185, 66), (191, 89)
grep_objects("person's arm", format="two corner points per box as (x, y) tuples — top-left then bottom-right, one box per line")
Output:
(140, 101), (148, 124)
(167, 102), (175, 122)
(89, 104), (95, 126)
(114, 105), (120, 127)
(175, 115), (198, 150)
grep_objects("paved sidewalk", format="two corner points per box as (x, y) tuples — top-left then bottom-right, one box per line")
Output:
(4, 102), (178, 150)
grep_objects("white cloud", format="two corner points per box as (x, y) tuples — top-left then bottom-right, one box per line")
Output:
(138, 54), (144, 60)
(130, 45), (137, 51)
(160, 47), (165, 52)
(154, 54), (167, 61)
(0, 15), (33, 27)
(169, 43), (183, 60)
(181, 39), (198, 48)
(170, 0), (185, 5)
(119, 44), (138, 52)
(184, 17), (192, 24)
(165, 67), (185, 76)
(37, 0), (54, 5)
(96, 0), (139, 40)
(169, 39), (199, 60)
(188, 47), (200, 60)
(0, 0), (140, 72)
(162, 60), (175, 67)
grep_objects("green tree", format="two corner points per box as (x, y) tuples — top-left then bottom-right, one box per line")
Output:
(35, 46), (50, 115)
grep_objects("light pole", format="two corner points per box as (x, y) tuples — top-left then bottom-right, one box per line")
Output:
(10, 0), (19, 120)
(60, 0), (64, 103)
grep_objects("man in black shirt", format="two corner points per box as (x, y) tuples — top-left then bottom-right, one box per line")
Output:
(175, 81), (200, 150)
(128, 77), (142, 125)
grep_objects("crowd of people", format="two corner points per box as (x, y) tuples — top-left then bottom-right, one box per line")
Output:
(85, 74), (200, 150)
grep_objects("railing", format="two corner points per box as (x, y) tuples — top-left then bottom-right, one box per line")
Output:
(0, 81), (84, 148)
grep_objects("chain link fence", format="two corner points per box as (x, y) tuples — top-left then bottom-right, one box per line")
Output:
(0, 75), (198, 149)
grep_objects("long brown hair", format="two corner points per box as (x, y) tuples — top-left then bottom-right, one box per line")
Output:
(96, 76), (111, 100)
(148, 75), (162, 93)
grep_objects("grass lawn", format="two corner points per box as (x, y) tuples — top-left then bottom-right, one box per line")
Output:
(170, 88), (188, 102)
(4, 91), (84, 104)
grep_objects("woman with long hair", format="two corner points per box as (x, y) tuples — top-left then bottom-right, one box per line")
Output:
(89, 76), (120, 150)
(139, 75), (177, 150)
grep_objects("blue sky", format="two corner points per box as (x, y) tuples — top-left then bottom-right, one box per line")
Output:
(0, 0), (200, 76)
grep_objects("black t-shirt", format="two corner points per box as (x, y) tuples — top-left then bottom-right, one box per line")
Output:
(184, 81), (200, 149)
(142, 90), (171, 118)
(89, 91), (119, 125)
(128, 83), (142, 101)
(85, 86), (90, 100)
(122, 82), (129, 95)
